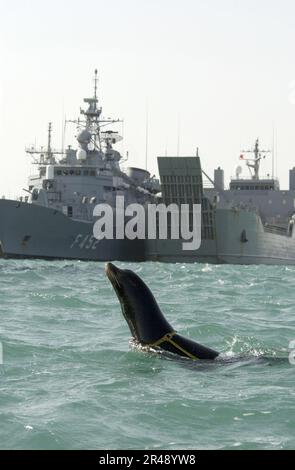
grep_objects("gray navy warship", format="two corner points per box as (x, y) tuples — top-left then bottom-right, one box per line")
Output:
(0, 71), (161, 261)
(1, 72), (295, 264)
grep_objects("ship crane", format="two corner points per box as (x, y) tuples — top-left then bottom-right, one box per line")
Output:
(240, 138), (271, 180)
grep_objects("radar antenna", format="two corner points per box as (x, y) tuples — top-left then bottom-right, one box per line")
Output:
(47, 122), (52, 159)
(25, 123), (63, 164)
(66, 70), (123, 151)
(240, 138), (271, 180)
(94, 68), (98, 102)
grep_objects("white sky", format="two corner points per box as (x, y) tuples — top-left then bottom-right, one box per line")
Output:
(1, 0), (295, 197)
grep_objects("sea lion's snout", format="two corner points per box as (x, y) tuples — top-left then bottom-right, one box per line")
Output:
(105, 262), (119, 276)
(105, 263), (123, 293)
(105, 262), (122, 281)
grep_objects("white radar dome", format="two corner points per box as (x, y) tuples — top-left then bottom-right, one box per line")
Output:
(77, 148), (87, 161)
(77, 129), (92, 145)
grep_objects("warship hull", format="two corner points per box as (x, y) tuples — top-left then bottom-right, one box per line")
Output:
(145, 208), (295, 265)
(2, 200), (295, 265)
(0, 200), (145, 261)
(145, 239), (218, 263)
(215, 208), (295, 265)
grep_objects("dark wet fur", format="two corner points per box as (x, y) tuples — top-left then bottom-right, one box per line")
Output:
(130, 338), (288, 370)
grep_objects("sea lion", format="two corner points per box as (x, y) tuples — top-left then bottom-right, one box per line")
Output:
(105, 263), (219, 360)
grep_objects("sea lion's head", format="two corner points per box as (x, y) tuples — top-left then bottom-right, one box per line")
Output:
(105, 263), (173, 344)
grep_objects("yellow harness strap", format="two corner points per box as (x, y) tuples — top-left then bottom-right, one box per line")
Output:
(149, 332), (198, 360)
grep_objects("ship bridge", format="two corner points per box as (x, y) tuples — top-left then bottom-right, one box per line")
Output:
(230, 138), (280, 191)
(229, 177), (280, 191)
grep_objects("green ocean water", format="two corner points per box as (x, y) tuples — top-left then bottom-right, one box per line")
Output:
(0, 259), (294, 450)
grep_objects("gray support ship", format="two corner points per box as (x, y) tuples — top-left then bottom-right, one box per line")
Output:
(207, 139), (295, 264)
(149, 141), (295, 264)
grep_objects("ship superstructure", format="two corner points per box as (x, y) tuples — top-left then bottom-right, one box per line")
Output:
(23, 70), (160, 221)
(205, 139), (295, 227)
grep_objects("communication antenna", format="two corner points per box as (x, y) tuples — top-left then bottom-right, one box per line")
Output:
(61, 114), (66, 157)
(145, 101), (149, 170)
(94, 69), (98, 101)
(240, 138), (270, 180)
(272, 124), (277, 179)
(47, 122), (52, 158)
(177, 114), (181, 157)
(235, 165), (242, 179)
